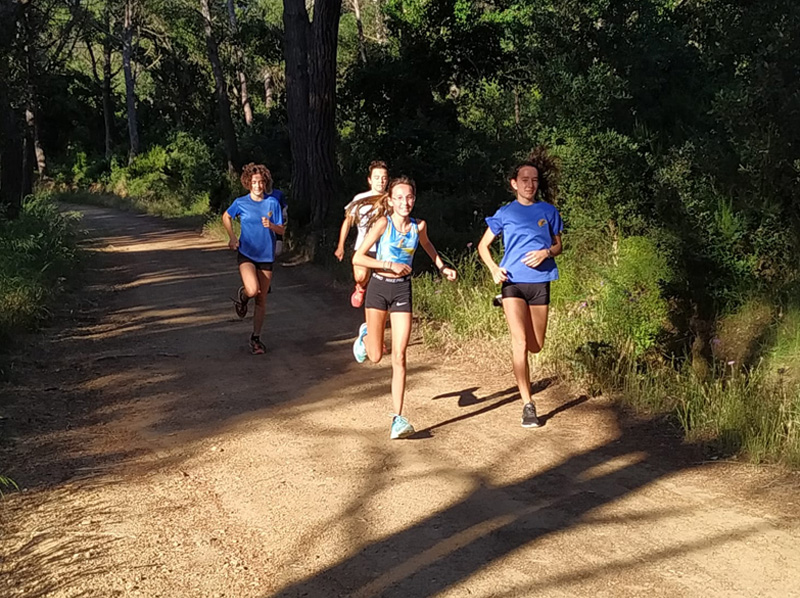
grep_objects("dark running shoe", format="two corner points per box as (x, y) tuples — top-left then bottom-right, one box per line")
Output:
(234, 286), (249, 318)
(492, 294), (503, 307)
(521, 402), (540, 428)
(249, 334), (266, 355)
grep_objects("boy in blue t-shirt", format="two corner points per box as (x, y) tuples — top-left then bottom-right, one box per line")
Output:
(477, 149), (564, 428)
(222, 163), (285, 354)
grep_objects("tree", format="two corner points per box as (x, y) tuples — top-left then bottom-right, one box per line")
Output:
(283, 0), (342, 233)
(226, 0), (253, 126)
(122, 0), (140, 159)
(200, 0), (239, 173)
(1, 0), (26, 218)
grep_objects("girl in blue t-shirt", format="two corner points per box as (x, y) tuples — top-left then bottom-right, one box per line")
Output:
(351, 176), (458, 439)
(222, 163), (285, 355)
(477, 149), (564, 428)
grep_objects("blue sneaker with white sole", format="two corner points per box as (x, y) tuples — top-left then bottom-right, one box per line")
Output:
(390, 415), (415, 439)
(353, 322), (368, 363)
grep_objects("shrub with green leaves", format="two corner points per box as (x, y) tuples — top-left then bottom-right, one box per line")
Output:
(0, 193), (81, 343)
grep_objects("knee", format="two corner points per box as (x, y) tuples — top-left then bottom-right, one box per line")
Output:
(510, 337), (528, 354)
(244, 284), (259, 298)
(391, 350), (407, 370)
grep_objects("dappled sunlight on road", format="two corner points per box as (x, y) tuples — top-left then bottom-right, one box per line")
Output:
(2, 205), (799, 598)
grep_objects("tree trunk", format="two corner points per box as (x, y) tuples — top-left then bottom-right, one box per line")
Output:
(307, 0), (342, 229)
(264, 70), (274, 110)
(283, 0), (311, 210)
(102, 11), (114, 160)
(200, 0), (239, 173)
(226, 0), (253, 126)
(22, 119), (34, 198)
(123, 0), (139, 160)
(514, 87), (520, 126)
(373, 0), (387, 44)
(0, 108), (24, 220)
(22, 2), (46, 176)
(352, 0), (366, 64)
(24, 103), (46, 176)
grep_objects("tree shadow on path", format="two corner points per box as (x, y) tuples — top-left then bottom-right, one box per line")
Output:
(267, 417), (771, 598)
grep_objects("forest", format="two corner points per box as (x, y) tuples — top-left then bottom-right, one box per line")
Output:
(1, 0), (799, 463)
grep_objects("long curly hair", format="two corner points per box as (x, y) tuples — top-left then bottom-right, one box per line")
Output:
(240, 163), (273, 193)
(509, 146), (560, 204)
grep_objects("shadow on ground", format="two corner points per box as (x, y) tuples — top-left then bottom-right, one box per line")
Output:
(266, 417), (760, 598)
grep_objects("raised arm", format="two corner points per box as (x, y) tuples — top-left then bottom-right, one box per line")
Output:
(520, 232), (563, 268)
(418, 220), (456, 281)
(335, 212), (355, 261)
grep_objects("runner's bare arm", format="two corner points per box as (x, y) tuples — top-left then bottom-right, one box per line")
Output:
(335, 215), (353, 261)
(418, 220), (457, 281)
(222, 211), (239, 250)
(478, 227), (507, 283)
(521, 233), (563, 268)
(261, 217), (285, 236)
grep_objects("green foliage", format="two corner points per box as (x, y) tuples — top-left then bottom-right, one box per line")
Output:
(0, 475), (19, 496)
(61, 134), (232, 218)
(414, 251), (505, 343)
(0, 193), (81, 343)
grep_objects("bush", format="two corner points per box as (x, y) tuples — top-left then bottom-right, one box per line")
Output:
(64, 134), (228, 219)
(0, 193), (81, 343)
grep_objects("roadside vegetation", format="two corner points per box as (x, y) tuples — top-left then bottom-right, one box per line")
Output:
(4, 0), (800, 466)
(0, 193), (81, 350)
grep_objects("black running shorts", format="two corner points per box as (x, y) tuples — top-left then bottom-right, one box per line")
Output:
(501, 281), (550, 305)
(365, 273), (412, 313)
(237, 252), (273, 271)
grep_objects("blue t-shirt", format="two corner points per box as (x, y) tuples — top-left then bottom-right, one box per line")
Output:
(226, 193), (284, 263)
(270, 189), (287, 210)
(486, 200), (564, 283)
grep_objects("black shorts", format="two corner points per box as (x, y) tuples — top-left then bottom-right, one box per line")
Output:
(237, 252), (273, 271)
(365, 273), (412, 313)
(501, 281), (550, 305)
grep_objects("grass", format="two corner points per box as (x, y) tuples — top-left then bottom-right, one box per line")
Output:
(0, 191), (83, 495)
(56, 189), (211, 226)
(0, 192), (82, 345)
(413, 250), (800, 467)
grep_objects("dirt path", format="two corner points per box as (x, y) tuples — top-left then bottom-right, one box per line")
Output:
(1, 205), (799, 598)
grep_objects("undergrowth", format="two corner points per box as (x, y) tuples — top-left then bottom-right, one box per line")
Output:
(0, 192), (82, 345)
(414, 246), (800, 467)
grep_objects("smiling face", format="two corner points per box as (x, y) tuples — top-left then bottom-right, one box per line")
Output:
(390, 183), (415, 217)
(510, 165), (539, 203)
(250, 173), (266, 197)
(368, 168), (389, 194)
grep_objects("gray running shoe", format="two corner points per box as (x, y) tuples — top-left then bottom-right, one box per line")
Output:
(234, 286), (249, 318)
(521, 402), (540, 428)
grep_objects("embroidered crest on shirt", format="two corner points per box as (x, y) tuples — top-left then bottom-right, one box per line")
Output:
(538, 218), (547, 227)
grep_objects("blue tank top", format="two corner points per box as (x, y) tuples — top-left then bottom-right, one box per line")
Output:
(376, 217), (419, 266)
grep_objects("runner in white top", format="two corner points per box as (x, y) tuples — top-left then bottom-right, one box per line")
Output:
(335, 160), (390, 307)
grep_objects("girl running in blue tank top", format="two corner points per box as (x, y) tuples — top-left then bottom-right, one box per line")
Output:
(351, 176), (458, 439)
(477, 148), (564, 429)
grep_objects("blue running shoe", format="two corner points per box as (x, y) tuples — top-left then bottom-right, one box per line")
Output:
(353, 322), (368, 363)
(390, 415), (415, 439)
